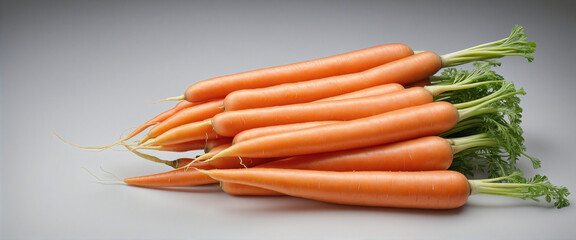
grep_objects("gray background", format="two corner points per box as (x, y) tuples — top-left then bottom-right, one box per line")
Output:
(2, 0), (575, 239)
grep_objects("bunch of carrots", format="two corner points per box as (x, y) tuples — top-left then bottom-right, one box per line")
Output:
(71, 25), (570, 210)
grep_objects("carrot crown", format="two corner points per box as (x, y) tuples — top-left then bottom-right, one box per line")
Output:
(440, 25), (536, 67)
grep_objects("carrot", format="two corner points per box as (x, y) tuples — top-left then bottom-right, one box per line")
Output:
(124, 166), (218, 188)
(127, 100), (196, 140)
(213, 87), (434, 137)
(223, 119), (534, 196)
(138, 99), (224, 144)
(256, 136), (453, 171)
(140, 84), (405, 146)
(222, 51), (440, 111)
(232, 121), (340, 144)
(208, 81), (524, 160)
(214, 62), (503, 137)
(217, 136), (455, 195)
(173, 43), (414, 103)
(139, 119), (221, 147)
(123, 144), (272, 188)
(211, 101), (458, 159)
(222, 25), (535, 110)
(224, 121), (530, 196)
(202, 168), (569, 209)
(135, 120), (530, 188)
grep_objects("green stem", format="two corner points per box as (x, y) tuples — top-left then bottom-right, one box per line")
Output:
(426, 81), (504, 97)
(425, 61), (504, 97)
(448, 133), (498, 154)
(438, 118), (484, 138)
(441, 25), (536, 67)
(456, 82), (526, 120)
(468, 172), (570, 209)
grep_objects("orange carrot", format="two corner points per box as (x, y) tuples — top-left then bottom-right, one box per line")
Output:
(203, 168), (569, 209)
(139, 99), (224, 143)
(232, 121), (340, 144)
(124, 166), (218, 188)
(220, 136), (454, 196)
(212, 87), (435, 137)
(222, 26), (536, 110)
(209, 101), (459, 159)
(223, 52), (440, 111)
(139, 120), (221, 147)
(255, 136), (453, 171)
(124, 144), (272, 188)
(209, 78), (525, 161)
(204, 168), (470, 209)
(126, 100), (196, 141)
(180, 43), (414, 103)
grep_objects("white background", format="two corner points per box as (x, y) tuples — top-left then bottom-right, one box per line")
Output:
(2, 0), (575, 239)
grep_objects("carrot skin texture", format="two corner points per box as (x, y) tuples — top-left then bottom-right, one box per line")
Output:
(151, 140), (209, 152)
(256, 136), (453, 171)
(222, 136), (454, 197)
(148, 120), (221, 146)
(213, 87), (435, 137)
(223, 51), (442, 110)
(185, 43), (414, 103)
(124, 164), (218, 187)
(197, 143), (276, 169)
(313, 83), (405, 102)
(233, 121), (340, 144)
(146, 99), (224, 139)
(220, 182), (284, 196)
(214, 101), (458, 159)
(206, 169), (470, 209)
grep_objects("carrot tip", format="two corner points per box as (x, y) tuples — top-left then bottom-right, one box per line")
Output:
(137, 134), (151, 145)
(138, 139), (156, 147)
(82, 167), (125, 185)
(150, 95), (185, 104)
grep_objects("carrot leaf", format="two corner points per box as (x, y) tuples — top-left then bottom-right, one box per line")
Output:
(469, 172), (571, 209)
(426, 61), (504, 97)
(441, 25), (536, 67)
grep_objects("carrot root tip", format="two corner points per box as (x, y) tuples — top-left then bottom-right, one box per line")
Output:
(150, 94), (185, 104)
(82, 167), (125, 185)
